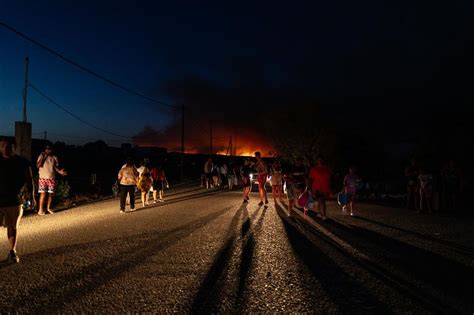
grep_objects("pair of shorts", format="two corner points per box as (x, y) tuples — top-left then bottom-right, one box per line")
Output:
(38, 178), (56, 194)
(312, 190), (330, 199)
(153, 180), (163, 191)
(205, 173), (212, 180)
(0, 205), (23, 229)
(344, 191), (355, 200)
(242, 177), (251, 188)
(287, 184), (301, 200)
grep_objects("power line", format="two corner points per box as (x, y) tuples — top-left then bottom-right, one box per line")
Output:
(39, 131), (126, 143)
(0, 21), (178, 109)
(29, 83), (131, 139)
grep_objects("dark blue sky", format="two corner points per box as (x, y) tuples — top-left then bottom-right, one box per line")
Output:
(1, 0), (473, 149)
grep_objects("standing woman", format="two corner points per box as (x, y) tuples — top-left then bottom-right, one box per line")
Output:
(118, 157), (139, 213)
(151, 163), (168, 202)
(240, 159), (252, 203)
(138, 171), (153, 207)
(270, 159), (283, 202)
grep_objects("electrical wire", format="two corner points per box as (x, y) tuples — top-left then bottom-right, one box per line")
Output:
(0, 21), (178, 109)
(29, 83), (132, 139)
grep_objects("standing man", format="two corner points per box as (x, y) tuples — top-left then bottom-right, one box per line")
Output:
(0, 137), (36, 263)
(254, 152), (269, 206)
(204, 157), (213, 189)
(36, 145), (67, 215)
(309, 157), (332, 220)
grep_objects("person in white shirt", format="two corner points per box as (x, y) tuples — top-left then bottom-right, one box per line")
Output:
(36, 145), (67, 215)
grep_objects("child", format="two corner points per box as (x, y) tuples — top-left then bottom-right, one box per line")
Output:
(240, 159), (252, 203)
(270, 159), (283, 202)
(418, 167), (433, 213)
(138, 171), (153, 207)
(150, 165), (168, 203)
(343, 166), (359, 216)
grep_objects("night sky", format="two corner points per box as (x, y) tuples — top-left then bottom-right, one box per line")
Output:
(1, 0), (473, 153)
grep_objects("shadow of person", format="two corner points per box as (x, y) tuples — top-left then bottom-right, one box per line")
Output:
(274, 203), (390, 313)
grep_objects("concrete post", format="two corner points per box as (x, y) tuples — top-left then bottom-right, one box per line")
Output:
(15, 121), (32, 162)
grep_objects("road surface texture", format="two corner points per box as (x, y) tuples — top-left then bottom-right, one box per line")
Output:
(1, 184), (473, 313)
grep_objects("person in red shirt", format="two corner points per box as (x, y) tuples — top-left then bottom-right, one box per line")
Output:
(150, 163), (168, 203)
(309, 157), (332, 220)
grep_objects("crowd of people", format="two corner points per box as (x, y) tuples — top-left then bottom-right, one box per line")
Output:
(0, 137), (467, 265)
(404, 158), (462, 213)
(201, 152), (359, 220)
(117, 157), (168, 213)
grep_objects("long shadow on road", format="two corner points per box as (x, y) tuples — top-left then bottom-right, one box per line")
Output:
(4, 205), (236, 313)
(354, 216), (474, 255)
(133, 188), (229, 213)
(324, 218), (474, 313)
(275, 204), (391, 314)
(190, 204), (266, 313)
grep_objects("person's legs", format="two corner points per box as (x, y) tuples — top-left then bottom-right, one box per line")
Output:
(258, 175), (268, 204)
(272, 185), (277, 202)
(153, 190), (157, 202)
(419, 190), (425, 212)
(319, 198), (327, 219)
(287, 185), (296, 216)
(47, 193), (54, 213)
(145, 190), (150, 205)
(119, 185), (126, 210)
(244, 186), (251, 201)
(2, 205), (23, 262)
(38, 192), (46, 214)
(128, 186), (136, 210)
(7, 227), (17, 252)
(278, 184), (283, 201)
(141, 191), (146, 207)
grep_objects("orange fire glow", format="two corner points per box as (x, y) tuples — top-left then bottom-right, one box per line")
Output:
(132, 125), (275, 156)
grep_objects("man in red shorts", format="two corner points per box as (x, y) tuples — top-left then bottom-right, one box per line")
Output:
(36, 145), (67, 215)
(309, 157), (332, 220)
(0, 137), (36, 263)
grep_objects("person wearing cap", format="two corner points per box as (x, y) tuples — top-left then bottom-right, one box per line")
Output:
(36, 145), (67, 215)
(0, 137), (36, 263)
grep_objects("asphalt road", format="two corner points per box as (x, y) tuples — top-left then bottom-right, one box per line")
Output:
(1, 184), (473, 313)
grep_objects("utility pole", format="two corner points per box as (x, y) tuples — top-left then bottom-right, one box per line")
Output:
(180, 104), (185, 182)
(23, 57), (29, 122)
(15, 57), (32, 161)
(209, 119), (213, 155)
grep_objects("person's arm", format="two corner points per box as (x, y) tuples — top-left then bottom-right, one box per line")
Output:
(54, 157), (67, 176)
(36, 152), (47, 168)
